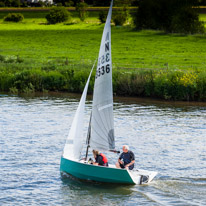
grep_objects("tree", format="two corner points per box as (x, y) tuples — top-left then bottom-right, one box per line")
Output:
(76, 1), (88, 21)
(199, 0), (206, 5)
(46, 7), (71, 24)
(98, 10), (107, 23)
(0, 2), (5, 7)
(133, 0), (205, 34)
(11, 0), (20, 7)
(114, 0), (132, 7)
(131, 0), (141, 6)
(93, 0), (110, 6)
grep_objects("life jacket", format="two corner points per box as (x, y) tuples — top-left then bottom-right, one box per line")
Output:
(100, 153), (108, 164)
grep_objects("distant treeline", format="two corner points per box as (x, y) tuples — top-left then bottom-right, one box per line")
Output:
(1, 0), (206, 8)
(0, 0), (138, 8)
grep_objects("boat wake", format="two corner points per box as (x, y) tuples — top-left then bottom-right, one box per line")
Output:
(138, 177), (206, 206)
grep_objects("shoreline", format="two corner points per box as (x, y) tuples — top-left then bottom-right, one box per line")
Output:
(1, 91), (206, 106)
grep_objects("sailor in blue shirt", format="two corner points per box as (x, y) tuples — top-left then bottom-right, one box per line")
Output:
(115, 145), (135, 170)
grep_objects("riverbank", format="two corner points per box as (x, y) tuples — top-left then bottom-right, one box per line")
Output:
(0, 11), (206, 101)
(2, 91), (206, 106)
(0, 67), (206, 101)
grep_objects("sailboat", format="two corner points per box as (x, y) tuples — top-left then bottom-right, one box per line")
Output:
(60, 0), (157, 185)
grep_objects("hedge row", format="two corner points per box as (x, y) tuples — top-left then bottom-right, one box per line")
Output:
(0, 67), (206, 101)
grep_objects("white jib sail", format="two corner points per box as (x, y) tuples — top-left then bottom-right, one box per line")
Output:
(63, 64), (95, 160)
(90, 0), (115, 151)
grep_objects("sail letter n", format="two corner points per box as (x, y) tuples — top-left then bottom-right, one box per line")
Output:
(105, 42), (109, 52)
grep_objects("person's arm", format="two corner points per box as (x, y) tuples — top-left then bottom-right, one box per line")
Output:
(118, 158), (123, 165)
(92, 156), (98, 165)
(125, 160), (135, 169)
(118, 153), (123, 165)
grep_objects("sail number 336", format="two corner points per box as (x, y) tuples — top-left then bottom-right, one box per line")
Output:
(96, 64), (110, 79)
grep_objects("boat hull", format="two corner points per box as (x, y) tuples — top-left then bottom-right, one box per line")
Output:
(60, 156), (136, 184)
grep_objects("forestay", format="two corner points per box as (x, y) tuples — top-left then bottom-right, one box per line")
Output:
(90, 0), (115, 151)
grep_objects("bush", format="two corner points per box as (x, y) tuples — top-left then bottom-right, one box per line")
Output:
(76, 2), (88, 22)
(4, 13), (24, 22)
(0, 72), (13, 92)
(42, 71), (66, 91)
(113, 8), (128, 26)
(98, 11), (107, 24)
(46, 7), (71, 24)
(113, 70), (148, 96)
(196, 72), (206, 100)
(153, 71), (199, 101)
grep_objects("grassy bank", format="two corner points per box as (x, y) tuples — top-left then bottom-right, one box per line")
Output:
(0, 10), (206, 101)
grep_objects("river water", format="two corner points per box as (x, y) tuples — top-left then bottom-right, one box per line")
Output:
(0, 93), (206, 206)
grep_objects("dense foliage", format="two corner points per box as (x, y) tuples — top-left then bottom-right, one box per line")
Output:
(0, 58), (206, 101)
(98, 11), (107, 24)
(46, 7), (71, 24)
(1, 0), (206, 7)
(4, 13), (24, 22)
(75, 2), (88, 22)
(0, 0), (20, 7)
(53, 0), (136, 7)
(112, 7), (129, 26)
(133, 0), (205, 34)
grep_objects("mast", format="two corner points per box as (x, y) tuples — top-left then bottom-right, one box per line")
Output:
(85, 113), (92, 160)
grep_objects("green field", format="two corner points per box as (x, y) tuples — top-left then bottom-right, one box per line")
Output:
(0, 10), (206, 100)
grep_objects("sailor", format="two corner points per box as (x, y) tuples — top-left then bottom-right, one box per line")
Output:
(115, 145), (135, 170)
(92, 150), (108, 166)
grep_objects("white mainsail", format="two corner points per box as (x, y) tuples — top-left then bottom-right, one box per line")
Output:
(90, 0), (115, 151)
(63, 65), (94, 160)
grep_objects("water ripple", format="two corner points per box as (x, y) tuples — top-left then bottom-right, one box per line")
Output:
(0, 94), (206, 205)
